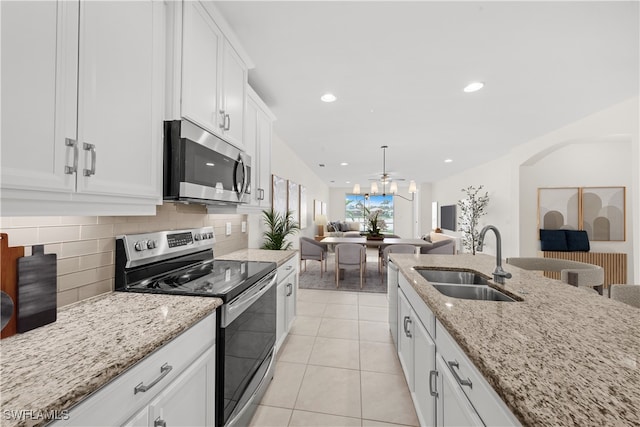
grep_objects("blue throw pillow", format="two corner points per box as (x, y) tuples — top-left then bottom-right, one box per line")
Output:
(540, 229), (568, 251)
(565, 230), (590, 252)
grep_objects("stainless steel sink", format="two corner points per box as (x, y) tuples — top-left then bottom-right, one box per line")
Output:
(431, 283), (516, 302)
(416, 269), (490, 286)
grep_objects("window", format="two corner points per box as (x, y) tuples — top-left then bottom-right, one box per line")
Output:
(345, 194), (394, 233)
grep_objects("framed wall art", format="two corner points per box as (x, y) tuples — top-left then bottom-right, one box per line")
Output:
(272, 175), (287, 215)
(299, 185), (308, 229)
(581, 187), (625, 241)
(288, 180), (300, 225)
(314, 199), (322, 221)
(538, 187), (580, 230)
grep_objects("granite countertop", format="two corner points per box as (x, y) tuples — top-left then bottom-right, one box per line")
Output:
(0, 292), (222, 427)
(218, 248), (298, 266)
(390, 253), (640, 426)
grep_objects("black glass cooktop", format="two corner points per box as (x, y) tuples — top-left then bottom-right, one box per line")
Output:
(125, 259), (276, 302)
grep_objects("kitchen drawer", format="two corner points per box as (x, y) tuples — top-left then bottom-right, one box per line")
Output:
(435, 321), (519, 426)
(398, 273), (435, 337)
(277, 255), (298, 281)
(55, 312), (216, 426)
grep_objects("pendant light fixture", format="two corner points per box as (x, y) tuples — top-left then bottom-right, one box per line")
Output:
(352, 145), (416, 201)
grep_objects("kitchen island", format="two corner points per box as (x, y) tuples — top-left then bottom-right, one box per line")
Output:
(390, 253), (640, 426)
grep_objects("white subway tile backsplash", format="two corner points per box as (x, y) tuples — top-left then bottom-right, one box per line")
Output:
(4, 205), (248, 307)
(39, 226), (81, 244)
(80, 224), (114, 240)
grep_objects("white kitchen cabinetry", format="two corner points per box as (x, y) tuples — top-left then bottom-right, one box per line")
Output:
(171, 1), (251, 150)
(55, 313), (216, 427)
(243, 87), (276, 210)
(394, 273), (521, 427)
(276, 256), (298, 351)
(1, 0), (164, 216)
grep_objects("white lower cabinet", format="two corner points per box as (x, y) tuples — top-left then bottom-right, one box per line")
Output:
(54, 313), (216, 427)
(395, 274), (520, 427)
(276, 256), (298, 351)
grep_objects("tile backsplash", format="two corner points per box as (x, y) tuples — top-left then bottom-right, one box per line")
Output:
(0, 203), (248, 307)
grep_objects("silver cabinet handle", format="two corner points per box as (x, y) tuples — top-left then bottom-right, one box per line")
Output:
(134, 363), (172, 394)
(403, 316), (412, 338)
(224, 113), (231, 131)
(257, 188), (265, 201)
(448, 360), (472, 388)
(286, 283), (293, 297)
(154, 417), (166, 427)
(285, 265), (293, 271)
(82, 143), (96, 177)
(219, 109), (226, 129)
(429, 370), (439, 397)
(64, 138), (78, 174)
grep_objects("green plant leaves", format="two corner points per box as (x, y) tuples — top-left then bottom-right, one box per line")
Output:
(261, 209), (300, 250)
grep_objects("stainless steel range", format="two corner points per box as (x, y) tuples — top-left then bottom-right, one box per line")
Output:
(115, 227), (277, 427)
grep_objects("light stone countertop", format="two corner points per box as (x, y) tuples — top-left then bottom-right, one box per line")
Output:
(218, 248), (298, 266)
(0, 292), (222, 427)
(389, 253), (640, 427)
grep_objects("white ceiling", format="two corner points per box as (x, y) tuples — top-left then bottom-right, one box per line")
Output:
(214, 1), (639, 190)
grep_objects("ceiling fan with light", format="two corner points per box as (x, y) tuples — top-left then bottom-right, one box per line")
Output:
(353, 145), (416, 201)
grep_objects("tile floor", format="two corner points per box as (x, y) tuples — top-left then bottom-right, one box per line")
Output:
(249, 288), (418, 427)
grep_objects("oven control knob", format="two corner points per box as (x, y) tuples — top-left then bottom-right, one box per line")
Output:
(147, 240), (156, 249)
(134, 241), (145, 251)
(194, 233), (201, 241)
(207, 232), (214, 239)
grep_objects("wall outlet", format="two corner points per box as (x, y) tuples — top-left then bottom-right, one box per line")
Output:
(225, 222), (232, 236)
(241, 221), (247, 233)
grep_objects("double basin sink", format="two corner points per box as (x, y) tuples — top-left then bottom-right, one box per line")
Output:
(415, 269), (517, 302)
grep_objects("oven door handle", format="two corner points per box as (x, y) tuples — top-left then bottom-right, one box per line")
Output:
(221, 271), (277, 327)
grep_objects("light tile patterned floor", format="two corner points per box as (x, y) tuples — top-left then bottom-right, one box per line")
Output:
(250, 289), (418, 427)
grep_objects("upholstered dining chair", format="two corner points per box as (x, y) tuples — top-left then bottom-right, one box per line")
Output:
(609, 284), (640, 309)
(377, 234), (400, 272)
(505, 257), (604, 293)
(299, 237), (328, 277)
(379, 244), (417, 275)
(335, 243), (367, 289)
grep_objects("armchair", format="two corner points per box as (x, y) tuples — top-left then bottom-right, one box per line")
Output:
(300, 237), (328, 277)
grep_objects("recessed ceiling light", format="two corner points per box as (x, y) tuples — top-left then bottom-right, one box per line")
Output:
(346, 181), (351, 184)
(463, 82), (484, 93)
(321, 93), (337, 103)
(444, 158), (453, 163)
(340, 162), (348, 166)
(205, 162), (215, 167)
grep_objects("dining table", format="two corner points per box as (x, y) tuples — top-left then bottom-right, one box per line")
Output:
(320, 236), (431, 248)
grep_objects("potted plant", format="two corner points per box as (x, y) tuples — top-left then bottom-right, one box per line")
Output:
(261, 208), (300, 250)
(457, 185), (490, 254)
(366, 209), (385, 240)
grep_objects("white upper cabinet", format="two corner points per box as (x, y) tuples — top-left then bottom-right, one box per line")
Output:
(1, 0), (165, 216)
(181, 0), (222, 134)
(173, 1), (251, 150)
(243, 87), (275, 210)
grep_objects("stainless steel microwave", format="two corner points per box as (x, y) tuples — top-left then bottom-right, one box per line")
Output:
(163, 120), (251, 205)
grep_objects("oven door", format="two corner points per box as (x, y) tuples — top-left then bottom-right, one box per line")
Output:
(164, 120), (251, 204)
(218, 271), (277, 427)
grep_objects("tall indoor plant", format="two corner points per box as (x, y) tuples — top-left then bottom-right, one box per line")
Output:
(457, 185), (490, 254)
(261, 208), (300, 250)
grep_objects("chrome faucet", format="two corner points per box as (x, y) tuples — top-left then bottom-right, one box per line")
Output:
(476, 225), (512, 284)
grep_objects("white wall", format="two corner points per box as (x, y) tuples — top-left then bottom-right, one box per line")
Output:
(429, 97), (639, 283)
(248, 134), (329, 249)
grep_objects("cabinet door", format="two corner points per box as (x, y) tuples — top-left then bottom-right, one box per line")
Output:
(397, 289), (414, 391)
(181, 0), (222, 134)
(414, 319), (436, 426)
(122, 407), (148, 427)
(284, 272), (297, 332)
(76, 0), (162, 199)
(149, 347), (215, 427)
(1, 0), (77, 193)
(220, 41), (247, 148)
(387, 262), (399, 348)
(244, 97), (259, 207)
(256, 108), (272, 207)
(436, 356), (483, 427)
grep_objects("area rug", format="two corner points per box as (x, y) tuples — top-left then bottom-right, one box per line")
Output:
(298, 252), (387, 293)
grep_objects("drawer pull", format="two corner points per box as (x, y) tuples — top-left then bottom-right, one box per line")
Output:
(286, 283), (293, 297)
(448, 360), (473, 389)
(134, 363), (173, 394)
(154, 417), (167, 427)
(82, 143), (96, 177)
(429, 370), (439, 397)
(403, 316), (412, 338)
